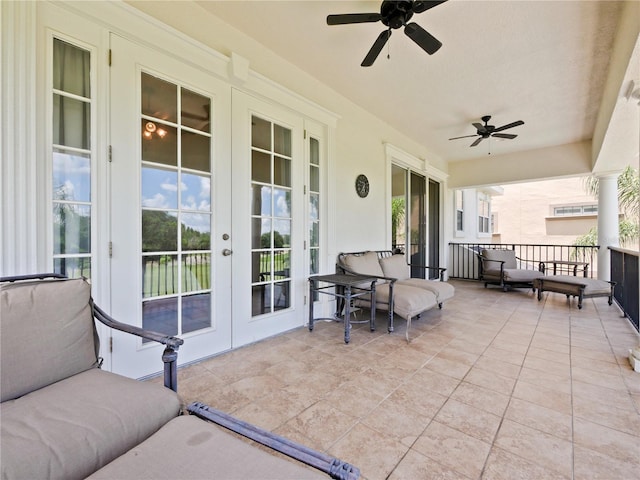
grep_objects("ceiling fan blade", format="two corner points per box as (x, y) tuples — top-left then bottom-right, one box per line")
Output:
(361, 30), (391, 67)
(492, 133), (517, 140)
(327, 13), (381, 25)
(404, 22), (442, 55)
(449, 134), (479, 140)
(413, 0), (449, 14)
(493, 120), (524, 132)
(470, 137), (485, 147)
(472, 122), (487, 133)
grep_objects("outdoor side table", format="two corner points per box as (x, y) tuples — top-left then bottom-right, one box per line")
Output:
(540, 260), (589, 277)
(308, 274), (377, 344)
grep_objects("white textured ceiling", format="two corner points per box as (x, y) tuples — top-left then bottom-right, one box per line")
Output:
(198, 0), (626, 163)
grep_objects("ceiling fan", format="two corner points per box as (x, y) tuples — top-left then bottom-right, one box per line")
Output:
(326, 0), (448, 67)
(449, 115), (525, 147)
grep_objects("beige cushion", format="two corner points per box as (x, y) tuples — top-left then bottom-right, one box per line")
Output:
(1, 277), (98, 402)
(341, 251), (384, 277)
(502, 269), (544, 283)
(536, 275), (612, 295)
(1, 368), (181, 480)
(582, 279), (612, 295)
(481, 249), (518, 270)
(393, 285), (437, 321)
(363, 283), (437, 320)
(398, 279), (455, 303)
(380, 254), (454, 303)
(88, 415), (328, 480)
(379, 254), (410, 280)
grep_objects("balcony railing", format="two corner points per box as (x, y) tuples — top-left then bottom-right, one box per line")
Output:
(448, 243), (600, 280)
(449, 242), (638, 333)
(610, 247), (639, 332)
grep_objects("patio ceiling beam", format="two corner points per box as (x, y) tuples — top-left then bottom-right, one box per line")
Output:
(447, 140), (592, 189)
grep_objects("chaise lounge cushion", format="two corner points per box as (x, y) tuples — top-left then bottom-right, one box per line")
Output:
(1, 278), (98, 402)
(340, 251), (385, 280)
(357, 282), (437, 321)
(378, 253), (411, 280)
(502, 269), (543, 283)
(1, 368), (181, 480)
(535, 275), (612, 295)
(88, 415), (328, 480)
(379, 254), (455, 303)
(481, 249), (518, 270)
(480, 249), (542, 285)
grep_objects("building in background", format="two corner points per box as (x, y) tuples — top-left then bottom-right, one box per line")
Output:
(490, 176), (602, 246)
(449, 177), (603, 279)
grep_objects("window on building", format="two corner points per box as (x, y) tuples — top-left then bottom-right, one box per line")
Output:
(455, 190), (464, 232)
(553, 204), (598, 216)
(478, 193), (490, 234)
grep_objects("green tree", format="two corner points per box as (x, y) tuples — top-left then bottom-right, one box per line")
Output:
(182, 224), (210, 250)
(574, 166), (639, 249)
(391, 197), (405, 248)
(141, 210), (178, 252)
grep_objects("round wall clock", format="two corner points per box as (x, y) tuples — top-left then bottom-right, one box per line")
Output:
(355, 174), (369, 198)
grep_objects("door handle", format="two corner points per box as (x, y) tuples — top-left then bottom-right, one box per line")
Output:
(222, 248), (233, 256)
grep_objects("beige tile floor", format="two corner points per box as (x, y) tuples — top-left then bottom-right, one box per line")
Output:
(171, 280), (640, 480)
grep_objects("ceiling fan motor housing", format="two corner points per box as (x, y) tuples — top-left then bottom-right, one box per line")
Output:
(479, 115), (495, 135)
(381, 0), (414, 29)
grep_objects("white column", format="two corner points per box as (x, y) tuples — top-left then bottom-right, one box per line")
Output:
(1, 1), (39, 276)
(596, 173), (620, 281)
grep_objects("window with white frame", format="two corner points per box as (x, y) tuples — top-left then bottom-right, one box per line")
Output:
(455, 190), (464, 232)
(309, 136), (321, 280)
(52, 37), (93, 279)
(553, 204), (598, 216)
(478, 193), (490, 234)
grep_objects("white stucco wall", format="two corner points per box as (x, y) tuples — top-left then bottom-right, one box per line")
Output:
(125, 0), (450, 255)
(1, 0), (454, 277)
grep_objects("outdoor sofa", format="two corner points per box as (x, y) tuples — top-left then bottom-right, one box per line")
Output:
(337, 250), (454, 340)
(0, 274), (359, 480)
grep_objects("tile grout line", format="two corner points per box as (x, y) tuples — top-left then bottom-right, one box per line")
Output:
(477, 289), (548, 479)
(593, 298), (640, 416)
(569, 301), (576, 480)
(384, 291), (523, 479)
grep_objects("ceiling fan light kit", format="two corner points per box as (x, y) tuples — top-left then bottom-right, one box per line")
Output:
(327, 0), (448, 67)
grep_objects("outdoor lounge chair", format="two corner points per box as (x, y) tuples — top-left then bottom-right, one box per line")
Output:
(1, 274), (360, 480)
(478, 248), (543, 291)
(336, 250), (454, 341)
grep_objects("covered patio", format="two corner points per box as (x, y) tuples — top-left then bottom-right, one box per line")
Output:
(1, 2), (638, 477)
(167, 279), (640, 480)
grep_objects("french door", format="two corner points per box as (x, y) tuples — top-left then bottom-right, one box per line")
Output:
(109, 35), (232, 378)
(231, 90), (305, 347)
(391, 164), (430, 277)
(109, 36), (307, 378)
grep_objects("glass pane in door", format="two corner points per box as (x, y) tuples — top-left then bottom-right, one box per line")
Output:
(140, 72), (213, 339)
(391, 165), (407, 252)
(428, 179), (441, 278)
(251, 115), (292, 316)
(52, 38), (92, 279)
(309, 137), (320, 276)
(410, 172), (426, 278)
